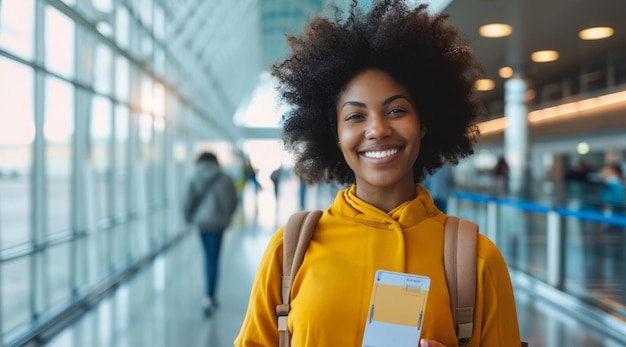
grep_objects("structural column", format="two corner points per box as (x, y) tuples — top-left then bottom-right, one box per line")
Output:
(504, 77), (529, 196)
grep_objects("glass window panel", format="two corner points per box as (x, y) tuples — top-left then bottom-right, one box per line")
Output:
(152, 120), (164, 205)
(45, 76), (74, 234)
(141, 76), (153, 114)
(615, 53), (626, 85)
(86, 230), (108, 286)
(45, 6), (76, 78)
(92, 0), (113, 13)
(75, 0), (110, 33)
(111, 223), (127, 270)
(115, 105), (129, 216)
(75, 31), (94, 86)
(563, 217), (626, 316)
(0, 57), (34, 249)
(115, 6), (130, 49)
(94, 43), (112, 94)
(134, 212), (149, 257)
(91, 96), (112, 222)
(0, 0), (35, 60)
(139, 113), (152, 161)
(95, 21), (114, 38)
(71, 237), (91, 293)
(60, 0), (76, 5)
(1, 256), (31, 333)
(140, 29), (152, 59)
(115, 56), (129, 102)
(153, 5), (164, 40)
(140, 0), (152, 27)
(581, 65), (607, 93)
(153, 82), (164, 117)
(47, 242), (71, 308)
(154, 48), (165, 76)
(138, 113), (153, 207)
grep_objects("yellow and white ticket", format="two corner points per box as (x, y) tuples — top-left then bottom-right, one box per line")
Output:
(361, 270), (430, 347)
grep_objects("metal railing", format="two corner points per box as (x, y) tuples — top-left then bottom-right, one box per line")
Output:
(448, 191), (626, 342)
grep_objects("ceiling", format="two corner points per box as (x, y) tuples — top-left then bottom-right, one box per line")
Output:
(253, 0), (626, 116)
(175, 0), (626, 140)
(441, 0), (626, 111)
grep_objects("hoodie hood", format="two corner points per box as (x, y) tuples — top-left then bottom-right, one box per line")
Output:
(330, 184), (438, 230)
(192, 161), (220, 189)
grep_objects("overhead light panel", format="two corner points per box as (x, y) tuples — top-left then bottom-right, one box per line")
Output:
(579, 27), (614, 40)
(479, 24), (513, 38)
(531, 50), (559, 63)
(478, 117), (507, 134)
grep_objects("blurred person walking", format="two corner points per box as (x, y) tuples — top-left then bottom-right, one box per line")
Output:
(184, 152), (238, 317)
(270, 165), (282, 202)
(493, 156), (509, 197)
(600, 162), (625, 214)
(270, 165), (283, 222)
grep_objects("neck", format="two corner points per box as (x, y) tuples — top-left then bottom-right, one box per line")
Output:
(354, 182), (417, 213)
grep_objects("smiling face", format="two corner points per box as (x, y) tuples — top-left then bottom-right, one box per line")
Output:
(336, 69), (425, 207)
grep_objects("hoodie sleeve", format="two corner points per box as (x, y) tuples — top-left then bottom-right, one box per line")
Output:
(476, 235), (522, 346)
(234, 229), (284, 346)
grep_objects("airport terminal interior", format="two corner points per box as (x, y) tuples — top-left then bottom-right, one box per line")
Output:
(1, 0), (626, 346)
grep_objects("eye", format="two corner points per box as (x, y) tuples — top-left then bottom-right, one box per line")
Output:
(345, 113), (364, 121)
(388, 108), (406, 117)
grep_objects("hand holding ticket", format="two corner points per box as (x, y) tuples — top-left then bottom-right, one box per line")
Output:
(362, 270), (430, 347)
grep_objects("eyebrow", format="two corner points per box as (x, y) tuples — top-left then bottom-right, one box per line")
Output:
(340, 94), (409, 109)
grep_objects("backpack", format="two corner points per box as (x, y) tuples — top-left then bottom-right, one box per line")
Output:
(276, 211), (521, 346)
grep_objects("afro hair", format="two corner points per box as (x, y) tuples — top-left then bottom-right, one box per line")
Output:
(272, 0), (485, 185)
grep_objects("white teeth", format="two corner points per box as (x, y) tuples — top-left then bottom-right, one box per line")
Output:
(362, 148), (399, 159)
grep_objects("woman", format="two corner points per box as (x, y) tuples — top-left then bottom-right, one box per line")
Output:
(235, 1), (521, 346)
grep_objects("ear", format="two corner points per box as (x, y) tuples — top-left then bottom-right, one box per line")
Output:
(420, 124), (427, 139)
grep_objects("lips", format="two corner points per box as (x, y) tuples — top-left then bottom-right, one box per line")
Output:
(360, 147), (401, 159)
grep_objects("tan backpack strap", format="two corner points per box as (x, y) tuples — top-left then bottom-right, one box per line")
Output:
(277, 210), (323, 347)
(444, 216), (478, 345)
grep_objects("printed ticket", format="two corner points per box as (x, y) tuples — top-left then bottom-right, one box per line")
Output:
(361, 270), (430, 347)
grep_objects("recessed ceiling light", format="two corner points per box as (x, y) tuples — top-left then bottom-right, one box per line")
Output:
(577, 142), (590, 155)
(579, 27), (614, 40)
(475, 79), (495, 91)
(499, 67), (513, 79)
(479, 24), (513, 38)
(531, 50), (559, 63)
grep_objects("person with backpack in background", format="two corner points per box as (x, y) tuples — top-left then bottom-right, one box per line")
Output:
(492, 156), (510, 197)
(270, 165), (283, 222)
(235, 1), (522, 346)
(270, 165), (282, 203)
(184, 152), (238, 317)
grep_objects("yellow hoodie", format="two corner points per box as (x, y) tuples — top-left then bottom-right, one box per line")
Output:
(235, 185), (521, 346)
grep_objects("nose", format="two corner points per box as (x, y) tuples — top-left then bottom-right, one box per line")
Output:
(365, 114), (392, 139)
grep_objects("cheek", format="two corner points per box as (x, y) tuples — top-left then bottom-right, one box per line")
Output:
(337, 126), (361, 152)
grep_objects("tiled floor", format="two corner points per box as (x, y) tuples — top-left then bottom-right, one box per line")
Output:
(42, 179), (626, 347)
